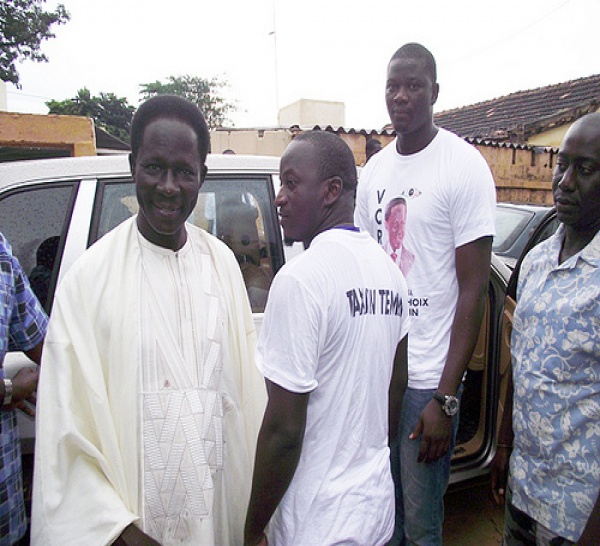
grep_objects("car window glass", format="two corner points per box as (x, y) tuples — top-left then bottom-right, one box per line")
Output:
(95, 179), (138, 239)
(0, 183), (76, 312)
(536, 217), (560, 243)
(201, 177), (283, 312)
(493, 207), (533, 252)
(93, 175), (283, 312)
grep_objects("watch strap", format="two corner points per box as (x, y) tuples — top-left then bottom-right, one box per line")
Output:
(433, 390), (459, 417)
(432, 390), (446, 405)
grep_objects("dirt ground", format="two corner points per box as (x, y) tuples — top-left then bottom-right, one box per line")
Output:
(444, 476), (505, 546)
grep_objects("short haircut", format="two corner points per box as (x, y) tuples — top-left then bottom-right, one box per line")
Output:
(390, 43), (437, 83)
(384, 197), (407, 221)
(366, 138), (382, 154)
(293, 131), (358, 192)
(130, 95), (210, 162)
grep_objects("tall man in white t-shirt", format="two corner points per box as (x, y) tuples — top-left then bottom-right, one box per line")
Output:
(244, 131), (410, 546)
(355, 43), (496, 545)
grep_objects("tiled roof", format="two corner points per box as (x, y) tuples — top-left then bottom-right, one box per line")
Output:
(295, 124), (396, 137)
(215, 124), (396, 137)
(433, 74), (600, 142)
(95, 126), (130, 151)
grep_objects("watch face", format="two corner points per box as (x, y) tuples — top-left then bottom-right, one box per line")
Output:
(444, 396), (459, 416)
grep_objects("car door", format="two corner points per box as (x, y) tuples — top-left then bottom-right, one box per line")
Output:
(449, 208), (559, 484)
(495, 208), (559, 447)
(449, 254), (511, 482)
(0, 179), (82, 451)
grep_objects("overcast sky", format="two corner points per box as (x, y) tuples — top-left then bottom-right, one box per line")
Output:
(6, 0), (599, 130)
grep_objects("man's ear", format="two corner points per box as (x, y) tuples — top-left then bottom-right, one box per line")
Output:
(324, 176), (343, 206)
(199, 164), (208, 189)
(128, 153), (135, 175)
(431, 82), (440, 105)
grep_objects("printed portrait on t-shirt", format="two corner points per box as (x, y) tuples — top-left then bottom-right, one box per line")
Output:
(384, 196), (415, 277)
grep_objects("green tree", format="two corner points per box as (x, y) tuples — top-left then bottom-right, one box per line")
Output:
(140, 75), (235, 129)
(46, 88), (135, 143)
(0, 0), (70, 86)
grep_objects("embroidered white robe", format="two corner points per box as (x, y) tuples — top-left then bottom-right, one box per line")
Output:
(31, 218), (266, 546)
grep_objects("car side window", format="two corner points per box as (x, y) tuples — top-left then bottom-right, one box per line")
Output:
(93, 175), (283, 312)
(200, 176), (283, 312)
(0, 183), (77, 313)
(94, 179), (138, 241)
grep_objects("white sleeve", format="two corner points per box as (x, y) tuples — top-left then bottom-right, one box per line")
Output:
(449, 152), (497, 248)
(255, 271), (323, 393)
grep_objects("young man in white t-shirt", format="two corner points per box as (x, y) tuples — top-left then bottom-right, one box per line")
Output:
(355, 43), (496, 545)
(244, 131), (410, 546)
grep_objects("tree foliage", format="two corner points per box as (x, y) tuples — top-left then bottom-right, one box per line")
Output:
(139, 75), (236, 129)
(0, 0), (70, 86)
(46, 88), (135, 143)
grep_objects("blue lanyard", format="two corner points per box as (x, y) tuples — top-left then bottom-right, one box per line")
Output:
(330, 224), (360, 232)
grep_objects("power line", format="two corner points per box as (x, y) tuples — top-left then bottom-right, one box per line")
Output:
(6, 89), (52, 101)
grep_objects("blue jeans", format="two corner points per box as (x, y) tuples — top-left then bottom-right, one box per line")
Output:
(388, 387), (461, 546)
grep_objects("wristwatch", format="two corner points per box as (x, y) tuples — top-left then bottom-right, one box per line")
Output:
(3, 378), (13, 406)
(433, 390), (459, 417)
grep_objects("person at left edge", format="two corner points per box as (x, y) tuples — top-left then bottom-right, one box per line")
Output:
(31, 95), (266, 546)
(244, 131), (409, 545)
(0, 232), (47, 546)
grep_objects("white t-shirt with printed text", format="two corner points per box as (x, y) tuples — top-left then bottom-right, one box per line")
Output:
(257, 228), (410, 545)
(355, 129), (496, 389)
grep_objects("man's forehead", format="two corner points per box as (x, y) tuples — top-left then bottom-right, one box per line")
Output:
(387, 56), (427, 75)
(281, 140), (317, 167)
(561, 129), (600, 162)
(562, 117), (600, 156)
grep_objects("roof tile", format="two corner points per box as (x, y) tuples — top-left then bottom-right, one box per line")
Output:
(433, 74), (600, 142)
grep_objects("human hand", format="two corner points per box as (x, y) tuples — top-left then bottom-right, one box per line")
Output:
(410, 399), (452, 463)
(2, 368), (39, 415)
(490, 446), (511, 505)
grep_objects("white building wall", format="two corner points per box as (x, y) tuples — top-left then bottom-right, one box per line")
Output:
(278, 98), (345, 127)
(0, 82), (7, 112)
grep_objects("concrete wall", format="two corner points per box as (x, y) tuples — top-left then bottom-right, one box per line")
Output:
(475, 144), (554, 205)
(212, 126), (555, 204)
(0, 112), (96, 156)
(278, 99), (345, 127)
(474, 107), (600, 204)
(527, 125), (570, 148)
(211, 127), (395, 166)
(211, 129), (292, 157)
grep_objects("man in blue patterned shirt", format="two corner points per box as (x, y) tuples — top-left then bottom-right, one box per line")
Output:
(491, 113), (600, 545)
(0, 232), (47, 545)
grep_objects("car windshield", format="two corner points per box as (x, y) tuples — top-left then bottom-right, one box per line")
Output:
(493, 207), (535, 253)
